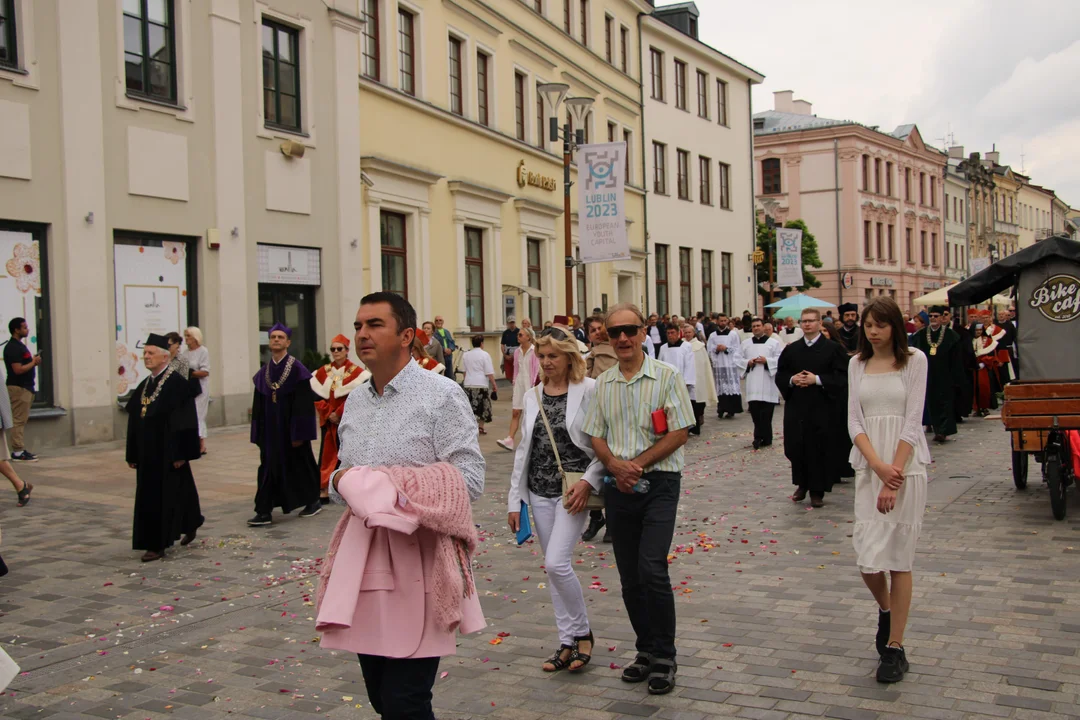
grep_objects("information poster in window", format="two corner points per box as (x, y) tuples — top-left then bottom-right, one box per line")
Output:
(0, 230), (42, 359)
(114, 241), (189, 397)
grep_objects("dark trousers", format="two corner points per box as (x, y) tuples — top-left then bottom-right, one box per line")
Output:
(357, 654), (440, 720)
(605, 471), (680, 660)
(748, 401), (775, 446)
(691, 401), (705, 434)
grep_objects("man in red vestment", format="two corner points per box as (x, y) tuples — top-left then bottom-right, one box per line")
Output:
(311, 334), (368, 502)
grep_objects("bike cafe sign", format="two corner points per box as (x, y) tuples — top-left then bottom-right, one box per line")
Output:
(516, 160), (557, 191)
(1029, 273), (1080, 323)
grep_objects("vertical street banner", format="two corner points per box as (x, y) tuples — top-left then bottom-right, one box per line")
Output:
(576, 142), (630, 264)
(776, 227), (803, 287)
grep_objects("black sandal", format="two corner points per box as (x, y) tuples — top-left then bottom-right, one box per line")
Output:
(647, 658), (677, 695)
(542, 644), (574, 672)
(16, 482), (32, 507)
(568, 631), (594, 673)
(620, 653), (653, 683)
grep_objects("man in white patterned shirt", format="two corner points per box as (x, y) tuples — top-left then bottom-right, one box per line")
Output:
(328, 292), (484, 719)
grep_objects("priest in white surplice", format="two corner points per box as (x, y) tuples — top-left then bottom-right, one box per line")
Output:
(740, 318), (783, 449)
(707, 313), (744, 419)
(658, 325), (698, 435)
(683, 324), (715, 436)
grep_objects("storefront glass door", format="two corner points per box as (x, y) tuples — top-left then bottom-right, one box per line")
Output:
(258, 284), (317, 368)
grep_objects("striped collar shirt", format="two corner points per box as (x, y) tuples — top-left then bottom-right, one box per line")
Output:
(582, 354), (695, 473)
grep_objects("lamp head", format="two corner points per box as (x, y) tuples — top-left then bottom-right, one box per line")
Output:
(537, 82), (570, 114)
(565, 96), (594, 130)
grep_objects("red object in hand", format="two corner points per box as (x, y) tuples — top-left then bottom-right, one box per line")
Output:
(651, 409), (668, 434)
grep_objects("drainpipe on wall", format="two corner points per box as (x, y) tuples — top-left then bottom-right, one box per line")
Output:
(834, 138), (843, 305)
(747, 78), (757, 317)
(638, 13), (650, 313)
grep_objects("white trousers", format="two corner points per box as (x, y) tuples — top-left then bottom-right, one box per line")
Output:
(529, 492), (591, 645)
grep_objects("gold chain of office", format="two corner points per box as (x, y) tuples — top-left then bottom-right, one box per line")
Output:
(266, 355), (296, 403)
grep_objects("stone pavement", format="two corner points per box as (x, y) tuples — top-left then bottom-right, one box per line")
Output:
(0, 398), (1077, 720)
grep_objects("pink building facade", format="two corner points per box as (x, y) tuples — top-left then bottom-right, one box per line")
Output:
(753, 92), (947, 313)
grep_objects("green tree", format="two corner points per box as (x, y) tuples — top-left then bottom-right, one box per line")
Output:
(755, 218), (823, 306)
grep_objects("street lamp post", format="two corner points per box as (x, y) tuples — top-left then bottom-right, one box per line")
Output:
(539, 82), (593, 322)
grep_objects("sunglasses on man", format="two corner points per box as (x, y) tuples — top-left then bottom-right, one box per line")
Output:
(330, 346), (347, 352)
(606, 324), (642, 339)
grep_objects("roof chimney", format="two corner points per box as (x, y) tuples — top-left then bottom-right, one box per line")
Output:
(948, 146), (964, 159)
(791, 99), (812, 115)
(774, 90), (794, 113)
(986, 150), (1000, 165)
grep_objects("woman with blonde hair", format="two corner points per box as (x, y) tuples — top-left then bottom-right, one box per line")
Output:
(497, 327), (539, 452)
(508, 325), (603, 673)
(182, 327), (210, 455)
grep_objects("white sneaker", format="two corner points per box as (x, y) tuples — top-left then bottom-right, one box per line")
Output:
(496, 437), (514, 451)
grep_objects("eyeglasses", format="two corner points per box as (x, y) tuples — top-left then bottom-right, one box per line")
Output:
(539, 327), (569, 341)
(928, 314), (942, 319)
(330, 346), (346, 352)
(606, 324), (642, 339)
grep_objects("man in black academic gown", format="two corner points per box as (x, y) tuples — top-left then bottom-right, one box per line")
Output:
(249, 322), (322, 526)
(836, 303), (859, 353)
(910, 306), (965, 444)
(949, 312), (976, 424)
(126, 334), (203, 562)
(775, 308), (850, 508)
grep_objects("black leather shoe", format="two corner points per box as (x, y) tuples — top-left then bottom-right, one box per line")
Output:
(581, 515), (606, 542)
(792, 488), (807, 502)
(876, 645), (908, 683)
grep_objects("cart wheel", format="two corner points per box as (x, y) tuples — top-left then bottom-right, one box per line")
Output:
(1046, 452), (1067, 521)
(1012, 450), (1028, 490)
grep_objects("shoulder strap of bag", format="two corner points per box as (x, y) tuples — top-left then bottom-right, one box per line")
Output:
(534, 385), (566, 478)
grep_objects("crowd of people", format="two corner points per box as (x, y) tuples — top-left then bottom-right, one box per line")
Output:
(108, 286), (1015, 717)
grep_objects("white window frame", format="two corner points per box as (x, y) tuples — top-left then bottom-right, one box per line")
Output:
(475, 39), (497, 130)
(446, 25), (470, 119)
(395, 0), (425, 100)
(113, 0), (193, 121)
(360, 0), (385, 83)
(254, 2), (317, 146)
(513, 63), (535, 145)
(0, 0), (38, 89)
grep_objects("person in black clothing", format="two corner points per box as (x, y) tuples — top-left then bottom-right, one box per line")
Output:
(836, 303), (859, 353)
(4, 317), (41, 462)
(126, 334), (203, 562)
(909, 306), (965, 443)
(775, 308), (850, 508)
(702, 314), (719, 340)
(950, 314), (976, 423)
(500, 318), (520, 382)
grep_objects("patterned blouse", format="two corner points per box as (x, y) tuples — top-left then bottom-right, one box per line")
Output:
(527, 391), (591, 499)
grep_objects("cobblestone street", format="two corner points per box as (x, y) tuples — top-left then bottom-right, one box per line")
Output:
(0, 400), (1077, 720)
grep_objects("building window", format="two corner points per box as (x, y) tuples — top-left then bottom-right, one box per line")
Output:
(960, 245), (965, 268)
(620, 26), (629, 73)
(887, 224), (895, 260)
(381, 211), (408, 298)
(623, 129), (632, 183)
(535, 0), (542, 12)
(931, 232), (938, 266)
(861, 155), (869, 191)
(576, 247), (587, 320)
(528, 238), (543, 323)
(261, 18), (301, 131)
(762, 158), (781, 194)
(721, 251), (732, 315)
(607, 121), (617, 143)
(679, 247), (692, 318)
(864, 220), (872, 259)
(124, 0), (177, 103)
(920, 230), (927, 265)
(930, 177), (936, 207)
(579, 0), (588, 44)
(919, 172), (926, 204)
(904, 167), (911, 201)
(535, 86), (545, 146)
(650, 48), (663, 101)
(465, 227), (484, 331)
(398, 8), (415, 96)
(716, 79), (727, 126)
(905, 228), (913, 263)
(448, 36), (463, 115)
(718, 162), (730, 209)
(674, 60), (687, 110)
(886, 161), (893, 196)
(698, 156), (711, 205)
(655, 244), (669, 316)
(701, 250), (713, 315)
(653, 141), (666, 194)
(696, 70), (708, 119)
(677, 149), (690, 200)
(874, 158), (881, 193)
(876, 222), (884, 259)
(604, 15), (613, 63)
(564, 0), (571, 32)
(361, 0), (379, 80)
(477, 52), (489, 126)
(514, 72), (525, 141)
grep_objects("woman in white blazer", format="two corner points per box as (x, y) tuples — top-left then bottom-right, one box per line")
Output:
(507, 325), (604, 675)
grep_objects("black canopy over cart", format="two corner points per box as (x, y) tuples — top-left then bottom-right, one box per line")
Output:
(948, 235), (1080, 520)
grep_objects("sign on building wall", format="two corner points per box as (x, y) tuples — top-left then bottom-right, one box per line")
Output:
(114, 239), (190, 397)
(576, 142), (630, 264)
(776, 227), (803, 287)
(257, 244), (322, 286)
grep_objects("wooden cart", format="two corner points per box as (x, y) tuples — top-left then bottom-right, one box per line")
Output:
(949, 235), (1080, 520)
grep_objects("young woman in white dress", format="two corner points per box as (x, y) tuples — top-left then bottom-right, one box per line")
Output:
(847, 296), (930, 684)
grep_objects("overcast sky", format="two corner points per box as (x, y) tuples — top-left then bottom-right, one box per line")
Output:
(696, 0), (1080, 208)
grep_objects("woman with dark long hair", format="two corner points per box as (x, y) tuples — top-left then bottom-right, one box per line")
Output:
(847, 296), (930, 684)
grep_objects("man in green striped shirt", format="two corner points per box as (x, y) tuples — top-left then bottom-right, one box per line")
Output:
(582, 302), (694, 696)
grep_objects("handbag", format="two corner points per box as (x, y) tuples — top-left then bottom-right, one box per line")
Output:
(534, 386), (604, 511)
(515, 500), (533, 546)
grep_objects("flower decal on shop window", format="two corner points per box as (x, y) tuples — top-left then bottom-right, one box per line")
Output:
(5, 242), (41, 296)
(163, 241), (186, 265)
(117, 342), (140, 395)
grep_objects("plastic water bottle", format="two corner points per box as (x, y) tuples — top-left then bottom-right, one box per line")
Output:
(603, 474), (650, 493)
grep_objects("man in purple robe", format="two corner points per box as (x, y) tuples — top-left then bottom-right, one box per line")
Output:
(248, 323), (321, 526)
